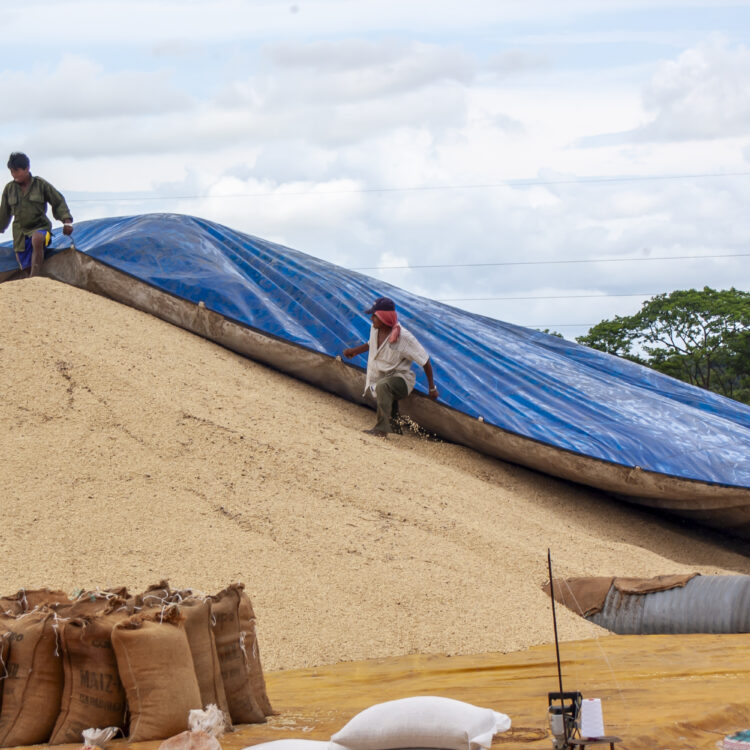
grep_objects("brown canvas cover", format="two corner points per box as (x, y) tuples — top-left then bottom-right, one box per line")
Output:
(179, 598), (230, 718)
(542, 577), (616, 617)
(0, 612), (64, 746)
(210, 584), (266, 724)
(613, 573), (699, 595)
(49, 613), (128, 743)
(543, 573), (700, 616)
(111, 608), (202, 742)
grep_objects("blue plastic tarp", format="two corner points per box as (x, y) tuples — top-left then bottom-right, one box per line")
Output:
(4, 212), (750, 488)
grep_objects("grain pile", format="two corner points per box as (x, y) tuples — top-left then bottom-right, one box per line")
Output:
(1, 278), (748, 671)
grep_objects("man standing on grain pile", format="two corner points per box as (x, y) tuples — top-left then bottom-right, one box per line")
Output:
(343, 296), (439, 438)
(0, 152), (74, 277)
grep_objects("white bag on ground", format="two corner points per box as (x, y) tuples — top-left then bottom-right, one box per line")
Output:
(240, 742), (330, 750)
(188, 704), (228, 736)
(156, 704), (228, 750)
(81, 726), (119, 750)
(330, 696), (511, 750)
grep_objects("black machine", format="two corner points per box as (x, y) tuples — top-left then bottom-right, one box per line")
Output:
(547, 691), (582, 748)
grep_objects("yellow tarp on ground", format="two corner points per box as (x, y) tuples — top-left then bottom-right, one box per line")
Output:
(14, 633), (750, 749)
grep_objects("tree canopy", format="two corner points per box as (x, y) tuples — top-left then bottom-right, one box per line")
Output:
(576, 287), (750, 404)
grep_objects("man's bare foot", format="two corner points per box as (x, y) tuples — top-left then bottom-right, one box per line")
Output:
(362, 428), (388, 439)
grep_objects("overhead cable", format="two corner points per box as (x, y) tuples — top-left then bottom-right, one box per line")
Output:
(67, 169), (750, 204)
(437, 292), (655, 302)
(354, 252), (750, 271)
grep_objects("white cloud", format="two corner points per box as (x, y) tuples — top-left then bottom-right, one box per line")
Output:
(23, 80), (469, 159)
(373, 251), (412, 285)
(151, 39), (204, 58)
(9, 0), (749, 44)
(21, 42), (476, 160)
(485, 50), (549, 77)
(631, 37), (750, 142)
(267, 39), (422, 71)
(4, 4), (749, 342)
(261, 40), (475, 102)
(0, 55), (190, 122)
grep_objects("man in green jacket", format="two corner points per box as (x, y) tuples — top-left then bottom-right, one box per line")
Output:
(0, 152), (74, 277)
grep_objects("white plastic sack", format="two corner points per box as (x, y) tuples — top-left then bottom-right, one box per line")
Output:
(81, 727), (119, 749)
(188, 704), (228, 737)
(240, 742), (330, 750)
(330, 696), (511, 750)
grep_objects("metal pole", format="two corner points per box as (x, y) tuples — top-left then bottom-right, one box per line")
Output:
(548, 548), (569, 747)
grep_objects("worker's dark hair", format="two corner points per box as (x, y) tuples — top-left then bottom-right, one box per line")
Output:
(7, 152), (30, 170)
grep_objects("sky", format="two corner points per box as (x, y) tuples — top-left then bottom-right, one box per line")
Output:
(4, 0), (750, 339)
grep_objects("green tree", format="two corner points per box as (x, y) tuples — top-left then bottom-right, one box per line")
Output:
(576, 287), (750, 404)
(537, 328), (564, 338)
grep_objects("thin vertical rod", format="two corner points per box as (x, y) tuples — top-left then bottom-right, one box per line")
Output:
(548, 548), (569, 746)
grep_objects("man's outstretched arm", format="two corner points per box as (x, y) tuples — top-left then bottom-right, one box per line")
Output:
(44, 180), (73, 225)
(423, 359), (439, 399)
(343, 343), (369, 358)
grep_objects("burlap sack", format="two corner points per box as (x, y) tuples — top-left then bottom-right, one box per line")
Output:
(104, 585), (131, 600)
(49, 613), (128, 743)
(69, 592), (131, 618)
(0, 588), (69, 615)
(111, 609), (202, 741)
(21, 588), (71, 612)
(137, 580), (173, 609)
(69, 587), (133, 615)
(210, 584), (267, 724)
(0, 612), (64, 746)
(0, 628), (9, 708)
(179, 598), (230, 718)
(238, 589), (273, 716)
(0, 599), (22, 617)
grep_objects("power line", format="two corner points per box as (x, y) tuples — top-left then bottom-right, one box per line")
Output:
(437, 292), (654, 302)
(68, 169), (750, 204)
(354, 252), (750, 271)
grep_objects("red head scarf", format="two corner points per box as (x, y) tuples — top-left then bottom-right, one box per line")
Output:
(374, 310), (401, 343)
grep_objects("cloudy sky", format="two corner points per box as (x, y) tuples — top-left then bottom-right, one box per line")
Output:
(5, 0), (750, 338)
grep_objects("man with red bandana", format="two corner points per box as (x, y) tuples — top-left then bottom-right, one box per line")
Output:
(343, 296), (438, 438)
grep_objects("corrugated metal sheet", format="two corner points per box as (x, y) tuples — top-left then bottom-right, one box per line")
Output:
(587, 575), (750, 634)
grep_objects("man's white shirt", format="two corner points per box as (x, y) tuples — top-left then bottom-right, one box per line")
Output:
(364, 324), (429, 396)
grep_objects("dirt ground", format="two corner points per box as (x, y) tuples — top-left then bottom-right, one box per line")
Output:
(236, 633), (750, 750)
(1, 277), (748, 672)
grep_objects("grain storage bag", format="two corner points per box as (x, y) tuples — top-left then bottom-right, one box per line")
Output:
(112, 609), (202, 741)
(49, 613), (128, 743)
(0, 612), (64, 746)
(179, 597), (231, 718)
(210, 584), (268, 724)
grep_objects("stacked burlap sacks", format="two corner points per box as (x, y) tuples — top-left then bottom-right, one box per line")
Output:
(0, 583), (272, 745)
